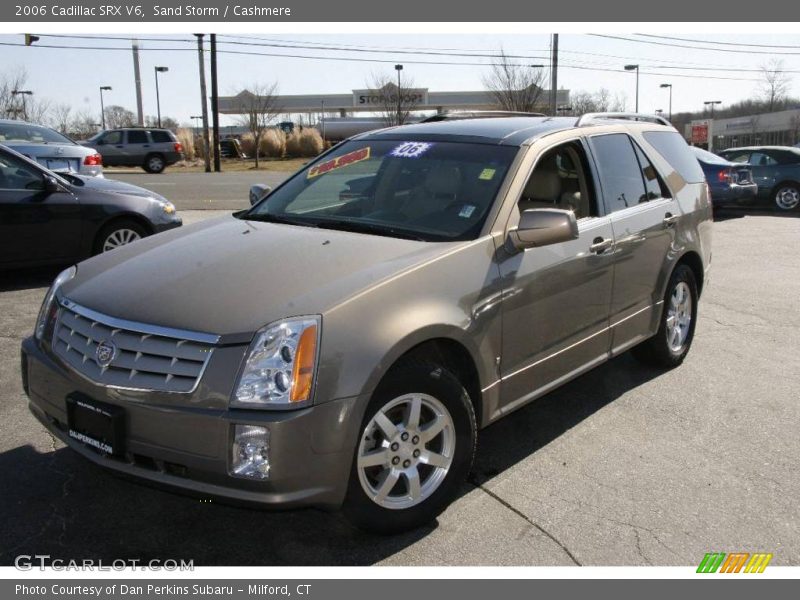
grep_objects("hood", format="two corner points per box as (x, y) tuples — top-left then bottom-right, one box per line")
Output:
(61, 215), (458, 339)
(64, 173), (168, 202)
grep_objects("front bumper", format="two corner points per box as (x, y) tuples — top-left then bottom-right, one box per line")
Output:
(21, 336), (365, 509)
(153, 217), (183, 233)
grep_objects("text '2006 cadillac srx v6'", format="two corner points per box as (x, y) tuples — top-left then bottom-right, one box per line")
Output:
(21, 113), (712, 533)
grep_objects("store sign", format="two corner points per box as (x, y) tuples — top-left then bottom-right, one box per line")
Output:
(353, 87), (428, 107)
(691, 122), (709, 144)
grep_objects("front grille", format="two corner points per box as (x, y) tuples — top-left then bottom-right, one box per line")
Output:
(53, 299), (216, 393)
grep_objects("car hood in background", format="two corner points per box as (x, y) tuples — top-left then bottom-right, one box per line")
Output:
(61, 215), (459, 339)
(66, 174), (168, 202)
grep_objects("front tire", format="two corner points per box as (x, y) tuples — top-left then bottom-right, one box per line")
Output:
(632, 264), (698, 368)
(342, 361), (476, 534)
(774, 184), (800, 211)
(95, 219), (148, 254)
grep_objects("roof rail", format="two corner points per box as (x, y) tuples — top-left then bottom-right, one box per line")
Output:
(421, 110), (546, 123)
(576, 112), (672, 127)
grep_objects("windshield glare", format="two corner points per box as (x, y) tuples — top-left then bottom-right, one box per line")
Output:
(0, 123), (74, 144)
(246, 139), (518, 241)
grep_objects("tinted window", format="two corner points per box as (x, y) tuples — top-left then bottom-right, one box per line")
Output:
(590, 134), (647, 213)
(0, 151), (45, 190)
(127, 130), (149, 144)
(768, 149), (800, 165)
(101, 131), (123, 144)
(642, 131), (706, 183)
(632, 142), (670, 200)
(248, 140), (518, 241)
(150, 130), (173, 143)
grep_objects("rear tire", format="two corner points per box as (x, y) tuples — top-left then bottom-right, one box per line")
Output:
(632, 264), (698, 368)
(143, 153), (166, 174)
(773, 183), (800, 211)
(342, 360), (476, 534)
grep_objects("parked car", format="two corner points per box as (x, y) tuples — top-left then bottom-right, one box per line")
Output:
(79, 128), (184, 173)
(0, 119), (103, 177)
(717, 146), (800, 211)
(690, 146), (757, 207)
(0, 144), (181, 269)
(21, 113), (711, 533)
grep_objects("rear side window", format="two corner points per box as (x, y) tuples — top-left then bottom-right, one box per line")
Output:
(632, 142), (671, 200)
(768, 149), (800, 165)
(590, 134), (647, 213)
(150, 130), (173, 143)
(127, 130), (148, 144)
(642, 131), (705, 183)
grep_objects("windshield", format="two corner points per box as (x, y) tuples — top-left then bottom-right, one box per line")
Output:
(691, 146), (730, 165)
(0, 122), (75, 145)
(245, 139), (518, 241)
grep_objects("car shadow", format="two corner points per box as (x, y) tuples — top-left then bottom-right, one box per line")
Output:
(0, 352), (662, 567)
(713, 205), (799, 221)
(0, 266), (62, 293)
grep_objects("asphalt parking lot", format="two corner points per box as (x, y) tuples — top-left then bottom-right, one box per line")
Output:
(1, 205), (798, 566)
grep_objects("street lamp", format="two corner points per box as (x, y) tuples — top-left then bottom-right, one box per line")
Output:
(660, 83), (673, 121)
(556, 105), (573, 116)
(99, 86), (112, 130)
(704, 100), (722, 119)
(394, 64), (403, 125)
(624, 65), (639, 112)
(190, 115), (202, 136)
(154, 66), (169, 128)
(11, 89), (33, 120)
(655, 109), (664, 117)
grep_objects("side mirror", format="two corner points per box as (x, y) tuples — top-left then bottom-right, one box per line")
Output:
(44, 175), (65, 193)
(506, 208), (578, 252)
(249, 184), (272, 206)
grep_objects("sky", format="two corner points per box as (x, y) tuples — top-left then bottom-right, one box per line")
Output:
(1, 33), (799, 127)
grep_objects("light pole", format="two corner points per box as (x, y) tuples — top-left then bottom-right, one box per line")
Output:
(191, 115), (202, 137)
(154, 66), (169, 127)
(99, 86), (112, 130)
(321, 99), (326, 141)
(624, 65), (639, 112)
(655, 109), (664, 117)
(394, 64), (403, 126)
(11, 90), (33, 120)
(704, 100), (722, 119)
(557, 105), (573, 116)
(660, 83), (673, 121)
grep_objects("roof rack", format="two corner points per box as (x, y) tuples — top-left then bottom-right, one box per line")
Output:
(576, 112), (672, 127)
(421, 110), (546, 123)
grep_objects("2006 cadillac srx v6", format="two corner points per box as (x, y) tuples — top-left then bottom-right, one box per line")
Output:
(21, 113), (712, 533)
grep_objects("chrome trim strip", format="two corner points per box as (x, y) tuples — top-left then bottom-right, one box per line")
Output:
(59, 296), (221, 345)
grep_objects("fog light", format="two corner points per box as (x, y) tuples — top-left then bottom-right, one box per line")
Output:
(230, 425), (270, 479)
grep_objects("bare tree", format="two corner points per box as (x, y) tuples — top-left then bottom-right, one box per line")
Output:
(0, 67), (50, 122)
(790, 114), (800, 145)
(569, 88), (627, 115)
(145, 115), (179, 130)
(759, 59), (791, 112)
(50, 103), (73, 134)
(235, 83), (281, 168)
(69, 110), (100, 140)
(366, 71), (422, 127)
(482, 48), (548, 113)
(103, 105), (137, 129)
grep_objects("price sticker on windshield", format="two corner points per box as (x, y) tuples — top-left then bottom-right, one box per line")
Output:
(307, 147), (371, 179)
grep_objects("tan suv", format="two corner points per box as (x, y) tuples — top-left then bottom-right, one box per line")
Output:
(22, 113), (712, 533)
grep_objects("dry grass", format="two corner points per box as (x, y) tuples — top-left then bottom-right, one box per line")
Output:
(175, 128), (196, 160)
(286, 128), (324, 157)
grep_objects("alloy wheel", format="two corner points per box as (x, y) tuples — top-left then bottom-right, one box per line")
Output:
(666, 281), (692, 353)
(775, 186), (800, 211)
(357, 393), (455, 510)
(102, 228), (142, 252)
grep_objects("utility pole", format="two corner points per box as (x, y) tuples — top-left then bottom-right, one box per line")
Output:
(550, 34), (559, 116)
(394, 64), (403, 126)
(210, 33), (221, 172)
(99, 86), (112, 129)
(132, 39), (144, 126)
(195, 34), (211, 173)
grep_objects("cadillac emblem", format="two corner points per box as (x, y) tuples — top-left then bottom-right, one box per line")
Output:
(95, 340), (117, 367)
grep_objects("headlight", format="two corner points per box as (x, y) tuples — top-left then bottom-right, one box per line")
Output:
(34, 266), (76, 341)
(232, 317), (320, 408)
(155, 199), (176, 215)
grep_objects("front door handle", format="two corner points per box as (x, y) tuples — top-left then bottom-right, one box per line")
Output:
(590, 237), (614, 254)
(663, 213), (680, 228)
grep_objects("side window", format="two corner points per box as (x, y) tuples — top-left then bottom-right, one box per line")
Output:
(150, 130), (172, 143)
(590, 134), (647, 213)
(101, 131), (122, 145)
(518, 141), (597, 220)
(632, 142), (671, 200)
(127, 130), (149, 144)
(724, 152), (751, 164)
(0, 153), (45, 191)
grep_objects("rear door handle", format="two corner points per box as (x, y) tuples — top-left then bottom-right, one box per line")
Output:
(663, 213), (680, 227)
(590, 237), (614, 254)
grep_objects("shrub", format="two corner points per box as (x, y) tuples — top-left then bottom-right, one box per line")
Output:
(175, 128), (196, 160)
(258, 128), (286, 158)
(286, 128), (324, 157)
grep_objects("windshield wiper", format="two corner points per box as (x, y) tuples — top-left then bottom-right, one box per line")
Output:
(313, 220), (427, 241)
(242, 212), (318, 228)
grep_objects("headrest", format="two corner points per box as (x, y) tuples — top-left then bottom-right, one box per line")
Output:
(425, 166), (461, 196)
(523, 168), (561, 201)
